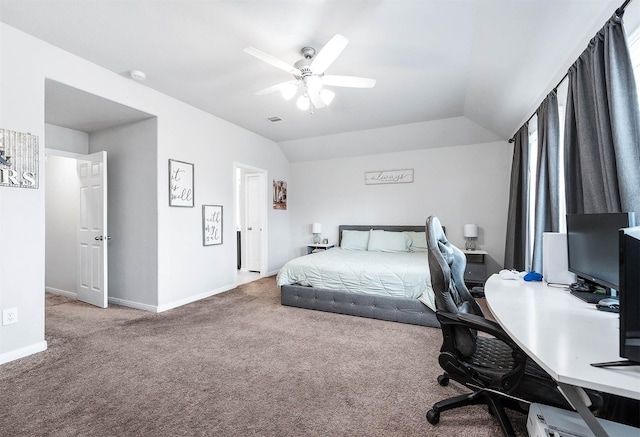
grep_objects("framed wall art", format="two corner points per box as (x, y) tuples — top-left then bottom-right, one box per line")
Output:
(203, 205), (223, 246)
(364, 168), (414, 185)
(273, 180), (287, 210)
(169, 159), (194, 207)
(0, 129), (39, 189)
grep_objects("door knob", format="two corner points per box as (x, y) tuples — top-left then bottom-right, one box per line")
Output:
(95, 236), (103, 241)
(248, 227), (253, 230)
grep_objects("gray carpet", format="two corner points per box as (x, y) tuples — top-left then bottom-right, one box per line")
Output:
(0, 277), (527, 436)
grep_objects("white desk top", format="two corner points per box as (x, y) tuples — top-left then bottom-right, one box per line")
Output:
(484, 274), (640, 400)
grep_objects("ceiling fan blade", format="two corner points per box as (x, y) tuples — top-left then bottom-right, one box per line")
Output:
(310, 34), (349, 74)
(308, 91), (327, 109)
(254, 81), (298, 96)
(322, 75), (376, 88)
(243, 47), (301, 75)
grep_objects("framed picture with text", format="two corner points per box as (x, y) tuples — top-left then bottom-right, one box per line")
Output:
(203, 205), (223, 246)
(169, 159), (194, 207)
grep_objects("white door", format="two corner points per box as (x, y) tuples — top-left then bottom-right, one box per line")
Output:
(76, 151), (108, 308)
(245, 174), (262, 272)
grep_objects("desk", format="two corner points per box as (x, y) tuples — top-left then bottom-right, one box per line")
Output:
(484, 274), (640, 436)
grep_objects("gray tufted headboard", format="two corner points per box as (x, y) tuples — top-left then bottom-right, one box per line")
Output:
(337, 224), (430, 246)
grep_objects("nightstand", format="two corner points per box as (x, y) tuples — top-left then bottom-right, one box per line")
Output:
(306, 243), (334, 254)
(462, 249), (488, 286)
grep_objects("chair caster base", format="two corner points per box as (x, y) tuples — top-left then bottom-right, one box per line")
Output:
(426, 409), (440, 425)
(437, 374), (449, 386)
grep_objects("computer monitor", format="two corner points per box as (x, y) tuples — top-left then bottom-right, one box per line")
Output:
(566, 212), (636, 292)
(619, 226), (640, 364)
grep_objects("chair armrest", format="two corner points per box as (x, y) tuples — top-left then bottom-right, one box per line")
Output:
(437, 310), (519, 349)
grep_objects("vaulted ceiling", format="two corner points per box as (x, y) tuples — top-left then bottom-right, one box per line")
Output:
(1, 0), (635, 159)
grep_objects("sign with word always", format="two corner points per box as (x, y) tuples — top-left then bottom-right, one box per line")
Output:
(364, 168), (414, 185)
(0, 129), (39, 189)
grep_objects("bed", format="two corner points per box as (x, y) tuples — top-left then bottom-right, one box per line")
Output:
(277, 225), (439, 327)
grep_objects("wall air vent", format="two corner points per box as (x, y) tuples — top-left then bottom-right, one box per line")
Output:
(266, 116), (284, 124)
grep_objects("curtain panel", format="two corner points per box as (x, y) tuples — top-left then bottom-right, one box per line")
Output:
(504, 124), (530, 271)
(531, 91), (561, 273)
(564, 13), (640, 215)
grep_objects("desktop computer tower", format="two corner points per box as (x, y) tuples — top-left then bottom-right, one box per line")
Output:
(543, 232), (576, 285)
(527, 403), (639, 437)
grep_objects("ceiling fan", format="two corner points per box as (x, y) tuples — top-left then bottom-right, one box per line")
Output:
(244, 34), (376, 111)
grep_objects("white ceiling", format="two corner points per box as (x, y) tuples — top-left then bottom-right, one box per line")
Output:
(1, 0), (635, 157)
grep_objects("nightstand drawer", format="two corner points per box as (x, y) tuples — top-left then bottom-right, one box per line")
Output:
(465, 263), (486, 282)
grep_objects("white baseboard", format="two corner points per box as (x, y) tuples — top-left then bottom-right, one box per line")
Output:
(0, 340), (48, 366)
(45, 286), (77, 299)
(156, 284), (235, 313)
(45, 286), (239, 314)
(107, 297), (158, 312)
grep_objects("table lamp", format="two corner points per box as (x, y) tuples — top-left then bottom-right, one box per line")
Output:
(312, 223), (322, 244)
(463, 224), (478, 250)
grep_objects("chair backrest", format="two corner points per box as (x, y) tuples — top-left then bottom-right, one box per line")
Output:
(426, 215), (484, 356)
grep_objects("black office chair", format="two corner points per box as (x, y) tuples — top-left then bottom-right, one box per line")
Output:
(424, 215), (601, 436)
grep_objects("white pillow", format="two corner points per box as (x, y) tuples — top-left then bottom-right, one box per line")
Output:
(341, 230), (370, 250)
(367, 230), (411, 252)
(405, 231), (428, 252)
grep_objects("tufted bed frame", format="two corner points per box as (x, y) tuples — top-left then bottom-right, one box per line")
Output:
(280, 225), (440, 328)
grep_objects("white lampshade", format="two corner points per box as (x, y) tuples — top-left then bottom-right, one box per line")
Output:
(312, 223), (322, 234)
(463, 224), (478, 238)
(305, 76), (323, 94)
(296, 95), (310, 110)
(319, 89), (335, 106)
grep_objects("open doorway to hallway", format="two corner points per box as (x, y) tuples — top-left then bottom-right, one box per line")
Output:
(234, 163), (267, 285)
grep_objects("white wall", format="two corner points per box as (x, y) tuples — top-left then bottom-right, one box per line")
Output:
(290, 141), (512, 275)
(0, 23), (290, 363)
(44, 123), (88, 154)
(89, 118), (159, 309)
(44, 154), (79, 296)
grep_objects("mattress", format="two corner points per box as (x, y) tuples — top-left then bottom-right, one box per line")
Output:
(276, 247), (436, 311)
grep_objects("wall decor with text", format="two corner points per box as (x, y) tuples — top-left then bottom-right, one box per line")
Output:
(364, 168), (414, 185)
(0, 129), (39, 189)
(169, 159), (194, 207)
(203, 205), (223, 246)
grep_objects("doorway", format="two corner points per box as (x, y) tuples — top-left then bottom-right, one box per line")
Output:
(44, 150), (108, 308)
(234, 163), (267, 285)
(43, 79), (155, 311)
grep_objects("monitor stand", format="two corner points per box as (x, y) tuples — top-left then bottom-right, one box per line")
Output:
(591, 360), (639, 368)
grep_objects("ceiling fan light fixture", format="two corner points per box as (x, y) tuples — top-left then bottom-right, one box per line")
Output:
(320, 89), (335, 106)
(245, 34), (375, 112)
(280, 83), (298, 101)
(296, 95), (310, 111)
(305, 76), (323, 94)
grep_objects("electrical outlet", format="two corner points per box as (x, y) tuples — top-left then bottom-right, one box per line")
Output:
(2, 308), (18, 325)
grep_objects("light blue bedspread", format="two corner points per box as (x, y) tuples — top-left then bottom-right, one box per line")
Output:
(276, 248), (435, 311)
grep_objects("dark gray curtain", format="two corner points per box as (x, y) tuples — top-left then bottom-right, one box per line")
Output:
(564, 13), (640, 215)
(531, 91), (560, 273)
(504, 123), (529, 271)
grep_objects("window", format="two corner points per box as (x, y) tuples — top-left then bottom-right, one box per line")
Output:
(517, 20), (640, 272)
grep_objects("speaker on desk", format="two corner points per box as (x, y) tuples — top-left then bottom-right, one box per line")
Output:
(543, 232), (576, 285)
